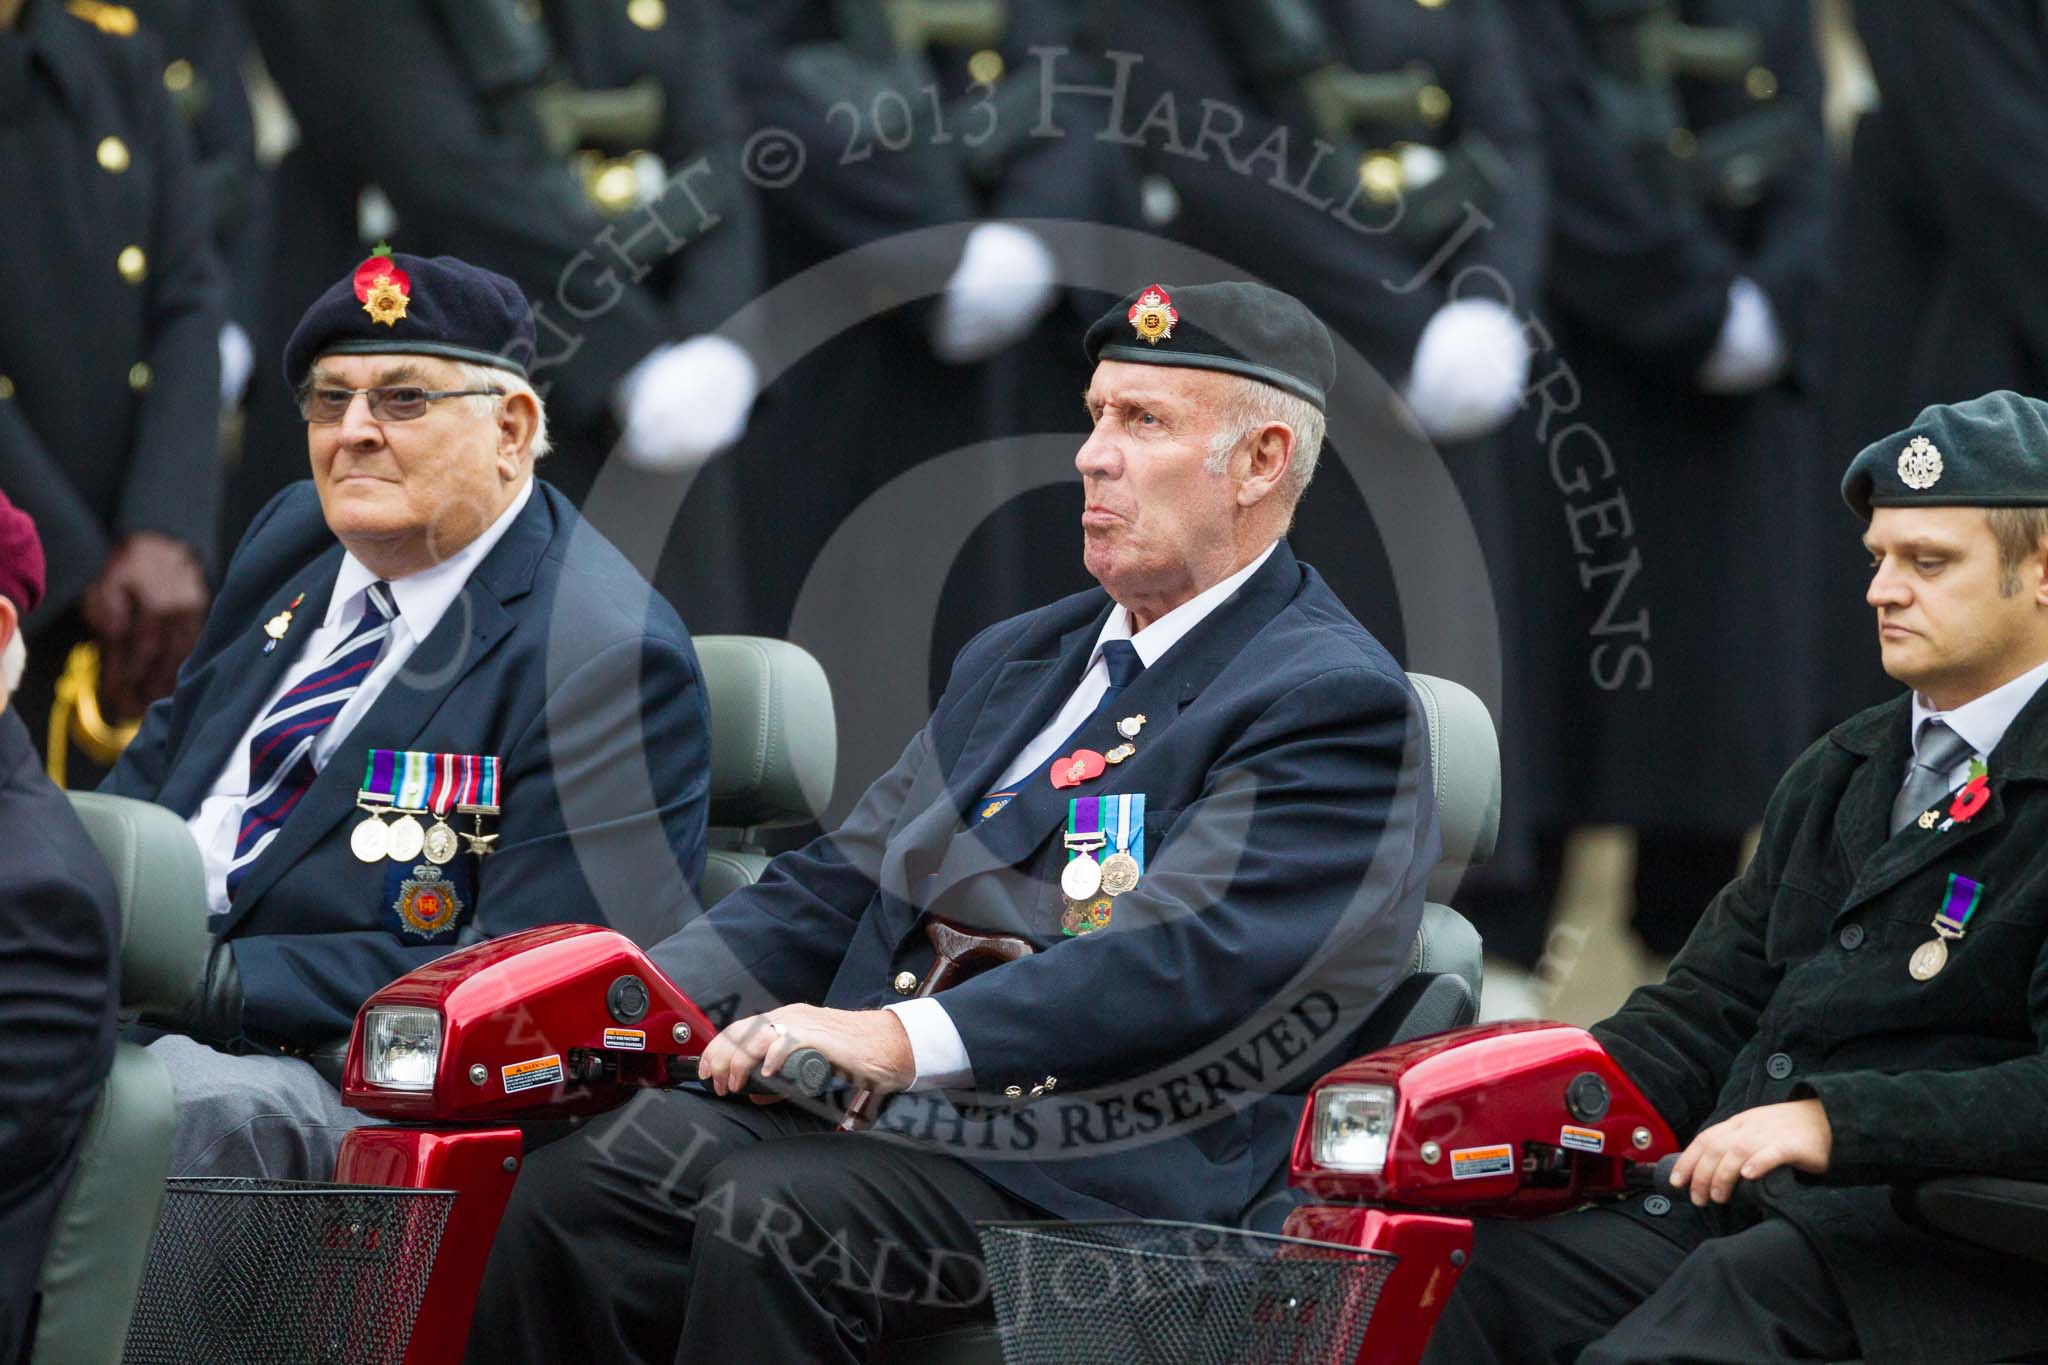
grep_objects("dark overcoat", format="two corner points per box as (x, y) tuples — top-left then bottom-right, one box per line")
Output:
(235, 0), (766, 518)
(1500, 0), (1839, 831)
(1595, 688), (2048, 1363)
(0, 707), (120, 1363)
(1819, 0), (2048, 723)
(103, 481), (710, 1048)
(0, 0), (223, 619)
(653, 543), (1441, 1228)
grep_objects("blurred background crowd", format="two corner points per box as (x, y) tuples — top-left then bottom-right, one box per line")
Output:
(4, 0), (2028, 1023)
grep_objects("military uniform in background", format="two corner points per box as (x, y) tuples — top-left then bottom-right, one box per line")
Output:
(1477, 0), (1835, 966)
(236, 0), (767, 519)
(0, 0), (225, 774)
(698, 0), (1141, 820)
(1819, 0), (2048, 722)
(1101, 0), (1548, 885)
(128, 0), (263, 352)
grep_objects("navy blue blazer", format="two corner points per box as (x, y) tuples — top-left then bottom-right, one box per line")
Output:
(654, 543), (1439, 1227)
(0, 708), (120, 1363)
(105, 480), (709, 1047)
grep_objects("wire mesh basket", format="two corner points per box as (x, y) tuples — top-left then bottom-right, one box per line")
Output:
(978, 1219), (1396, 1365)
(121, 1178), (455, 1365)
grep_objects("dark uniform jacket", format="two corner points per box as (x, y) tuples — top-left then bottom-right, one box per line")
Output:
(236, 0), (765, 515)
(0, 707), (120, 1364)
(1500, 0), (1840, 831)
(0, 0), (223, 620)
(1595, 688), (2048, 1363)
(654, 543), (1440, 1228)
(104, 481), (710, 1048)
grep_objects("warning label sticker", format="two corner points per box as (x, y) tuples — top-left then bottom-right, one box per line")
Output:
(501, 1053), (564, 1094)
(603, 1028), (647, 1051)
(1560, 1125), (1605, 1154)
(1450, 1144), (1515, 1180)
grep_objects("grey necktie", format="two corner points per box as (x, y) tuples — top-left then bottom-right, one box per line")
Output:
(1891, 721), (1976, 833)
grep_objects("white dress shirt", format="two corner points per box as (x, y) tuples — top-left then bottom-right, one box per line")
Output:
(189, 480), (534, 917)
(1907, 656), (2048, 793)
(884, 542), (1279, 1090)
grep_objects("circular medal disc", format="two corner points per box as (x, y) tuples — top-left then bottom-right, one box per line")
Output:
(350, 816), (391, 863)
(386, 814), (426, 863)
(1909, 938), (1948, 981)
(1099, 852), (1141, 896)
(1061, 854), (1103, 902)
(423, 820), (459, 866)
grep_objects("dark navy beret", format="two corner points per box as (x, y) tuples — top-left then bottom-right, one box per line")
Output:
(1842, 390), (2048, 521)
(1084, 281), (1336, 412)
(282, 250), (536, 387)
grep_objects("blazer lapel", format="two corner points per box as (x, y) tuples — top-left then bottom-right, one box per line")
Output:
(922, 542), (1304, 908)
(1844, 684), (2048, 911)
(157, 554), (343, 817)
(221, 489), (555, 928)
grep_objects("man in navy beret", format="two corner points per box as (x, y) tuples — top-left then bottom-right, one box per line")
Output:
(466, 281), (1442, 1363)
(103, 250), (711, 1179)
(1427, 390), (2048, 1363)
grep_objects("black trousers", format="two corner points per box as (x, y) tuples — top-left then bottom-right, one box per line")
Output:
(1420, 1202), (1859, 1365)
(464, 1088), (1041, 1365)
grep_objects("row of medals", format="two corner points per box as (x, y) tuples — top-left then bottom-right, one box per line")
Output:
(351, 805), (471, 866)
(1060, 713), (1146, 909)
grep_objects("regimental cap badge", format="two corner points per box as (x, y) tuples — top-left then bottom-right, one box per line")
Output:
(1898, 434), (1944, 491)
(353, 243), (412, 327)
(1127, 284), (1178, 346)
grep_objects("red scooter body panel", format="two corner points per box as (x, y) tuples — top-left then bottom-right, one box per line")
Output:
(1282, 1206), (1472, 1365)
(335, 1126), (524, 1365)
(341, 923), (719, 1122)
(1290, 1022), (1677, 1214)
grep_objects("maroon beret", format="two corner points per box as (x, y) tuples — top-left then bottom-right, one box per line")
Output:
(0, 488), (45, 617)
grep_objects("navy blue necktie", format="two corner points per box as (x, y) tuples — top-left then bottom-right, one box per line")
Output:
(1046, 640), (1146, 771)
(971, 641), (1146, 826)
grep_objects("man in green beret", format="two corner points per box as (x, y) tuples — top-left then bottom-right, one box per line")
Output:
(465, 281), (1444, 1363)
(1426, 389), (2048, 1364)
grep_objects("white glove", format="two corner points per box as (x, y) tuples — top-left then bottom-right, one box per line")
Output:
(617, 335), (760, 472)
(931, 223), (1059, 364)
(218, 321), (253, 410)
(1696, 276), (1788, 395)
(1400, 298), (1532, 442)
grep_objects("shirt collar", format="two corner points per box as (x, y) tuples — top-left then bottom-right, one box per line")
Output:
(1089, 541), (1278, 671)
(327, 479), (534, 636)
(1909, 655), (2048, 762)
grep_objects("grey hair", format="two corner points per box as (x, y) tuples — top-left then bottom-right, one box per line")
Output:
(1203, 375), (1326, 503)
(2, 630), (24, 696)
(453, 361), (552, 462)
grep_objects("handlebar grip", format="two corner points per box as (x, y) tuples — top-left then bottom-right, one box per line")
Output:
(1633, 1152), (1795, 1211)
(779, 1047), (832, 1099)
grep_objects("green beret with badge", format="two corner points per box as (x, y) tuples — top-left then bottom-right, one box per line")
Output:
(1083, 281), (1337, 412)
(1841, 390), (2048, 521)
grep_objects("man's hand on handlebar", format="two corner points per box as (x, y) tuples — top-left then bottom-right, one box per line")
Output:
(1667, 1099), (1832, 1206)
(698, 1005), (916, 1099)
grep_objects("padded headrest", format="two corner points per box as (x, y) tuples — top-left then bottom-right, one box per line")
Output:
(65, 792), (211, 1020)
(697, 635), (836, 828)
(1405, 673), (1501, 900)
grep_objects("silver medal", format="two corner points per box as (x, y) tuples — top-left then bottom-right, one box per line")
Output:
(423, 818), (459, 865)
(350, 815), (391, 863)
(1061, 853), (1103, 902)
(1909, 938), (1948, 981)
(386, 813), (426, 862)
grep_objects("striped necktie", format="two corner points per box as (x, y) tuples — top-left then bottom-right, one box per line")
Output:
(226, 582), (396, 900)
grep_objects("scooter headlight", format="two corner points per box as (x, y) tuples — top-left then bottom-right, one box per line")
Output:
(362, 1006), (442, 1091)
(1314, 1084), (1397, 1173)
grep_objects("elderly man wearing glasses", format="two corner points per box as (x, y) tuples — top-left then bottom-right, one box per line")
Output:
(104, 251), (711, 1179)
